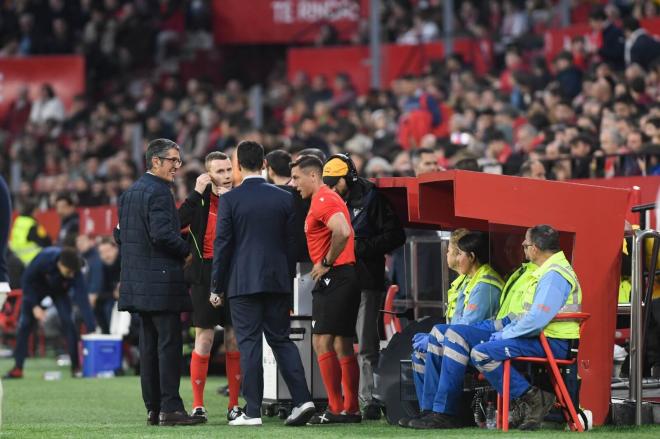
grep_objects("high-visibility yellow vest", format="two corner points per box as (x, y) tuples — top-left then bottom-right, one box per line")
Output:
(520, 251), (582, 339)
(619, 278), (631, 303)
(9, 216), (42, 265)
(461, 263), (503, 313)
(496, 262), (538, 319)
(446, 274), (467, 319)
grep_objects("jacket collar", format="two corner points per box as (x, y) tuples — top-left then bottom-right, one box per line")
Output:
(241, 176), (266, 185)
(144, 172), (173, 187)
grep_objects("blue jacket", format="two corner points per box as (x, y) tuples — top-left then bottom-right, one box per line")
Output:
(115, 173), (191, 313)
(22, 247), (96, 330)
(211, 177), (296, 297)
(0, 176), (10, 285)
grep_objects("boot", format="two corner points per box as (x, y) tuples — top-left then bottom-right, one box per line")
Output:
(516, 386), (556, 430)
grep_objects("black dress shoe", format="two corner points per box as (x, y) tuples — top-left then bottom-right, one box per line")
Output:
(363, 403), (382, 420)
(147, 411), (159, 426)
(398, 410), (431, 428)
(159, 411), (205, 426)
(409, 412), (460, 430)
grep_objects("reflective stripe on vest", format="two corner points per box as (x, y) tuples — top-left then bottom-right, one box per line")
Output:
(523, 251), (582, 339)
(9, 216), (42, 265)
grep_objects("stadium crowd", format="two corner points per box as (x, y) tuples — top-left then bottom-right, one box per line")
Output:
(0, 1), (659, 215)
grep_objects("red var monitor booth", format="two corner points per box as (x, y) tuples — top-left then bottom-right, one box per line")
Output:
(376, 171), (630, 426)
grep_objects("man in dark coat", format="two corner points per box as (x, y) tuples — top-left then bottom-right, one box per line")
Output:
(210, 140), (314, 426)
(322, 154), (406, 419)
(589, 7), (625, 70)
(0, 176), (11, 312)
(623, 17), (660, 70)
(115, 138), (201, 427)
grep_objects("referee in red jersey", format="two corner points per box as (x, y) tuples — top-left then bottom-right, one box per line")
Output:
(290, 155), (361, 424)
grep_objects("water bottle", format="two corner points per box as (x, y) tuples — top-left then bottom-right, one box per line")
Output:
(473, 396), (485, 428)
(485, 401), (496, 430)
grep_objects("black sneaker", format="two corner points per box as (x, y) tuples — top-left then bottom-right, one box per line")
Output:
(341, 411), (362, 423)
(398, 410), (431, 428)
(227, 406), (244, 422)
(409, 412), (460, 430)
(307, 411), (345, 425)
(191, 406), (208, 423)
(147, 410), (159, 426)
(363, 403), (382, 420)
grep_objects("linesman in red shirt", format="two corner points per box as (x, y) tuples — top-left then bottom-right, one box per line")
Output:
(178, 151), (242, 422)
(290, 155), (362, 424)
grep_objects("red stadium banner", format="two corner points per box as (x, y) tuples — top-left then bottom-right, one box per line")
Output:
(212, 0), (369, 44)
(287, 39), (493, 94)
(0, 55), (85, 120)
(14, 206), (119, 241)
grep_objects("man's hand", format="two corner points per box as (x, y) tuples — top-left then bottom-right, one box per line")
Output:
(89, 293), (98, 308)
(412, 333), (430, 352)
(194, 173), (212, 194)
(183, 253), (193, 269)
(489, 331), (503, 342)
(311, 262), (330, 282)
(209, 293), (224, 308)
(32, 306), (45, 322)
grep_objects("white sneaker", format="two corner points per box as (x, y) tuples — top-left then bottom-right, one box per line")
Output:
(285, 401), (315, 426)
(228, 413), (262, 426)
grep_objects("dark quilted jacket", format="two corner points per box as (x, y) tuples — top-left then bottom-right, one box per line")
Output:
(115, 173), (191, 312)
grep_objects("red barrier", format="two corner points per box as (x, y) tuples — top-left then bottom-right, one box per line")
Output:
(287, 39), (493, 94)
(544, 18), (660, 63)
(0, 56), (85, 119)
(12, 206), (118, 241)
(376, 171), (630, 426)
(212, 0), (368, 44)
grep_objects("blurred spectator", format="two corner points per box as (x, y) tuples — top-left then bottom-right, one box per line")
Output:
(411, 148), (439, 176)
(29, 84), (65, 125)
(97, 236), (120, 334)
(519, 159), (547, 180)
(589, 6), (625, 70)
(54, 194), (79, 246)
(9, 200), (52, 266)
(623, 16), (660, 70)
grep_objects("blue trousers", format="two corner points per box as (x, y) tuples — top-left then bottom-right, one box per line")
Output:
(471, 336), (569, 400)
(15, 296), (79, 369)
(411, 323), (448, 411)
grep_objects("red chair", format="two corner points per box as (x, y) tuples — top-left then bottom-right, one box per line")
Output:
(382, 285), (402, 341)
(0, 289), (23, 336)
(497, 312), (590, 432)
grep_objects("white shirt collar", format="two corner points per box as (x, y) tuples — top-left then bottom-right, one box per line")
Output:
(242, 175), (265, 181)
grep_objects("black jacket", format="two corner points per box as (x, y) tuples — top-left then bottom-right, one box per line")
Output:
(115, 173), (191, 313)
(628, 32), (660, 70)
(599, 23), (625, 70)
(346, 178), (405, 291)
(178, 184), (213, 285)
(277, 185), (311, 263)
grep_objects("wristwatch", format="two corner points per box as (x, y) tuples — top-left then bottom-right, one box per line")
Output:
(321, 257), (332, 268)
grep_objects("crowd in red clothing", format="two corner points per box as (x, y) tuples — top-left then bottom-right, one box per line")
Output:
(0, 1), (659, 213)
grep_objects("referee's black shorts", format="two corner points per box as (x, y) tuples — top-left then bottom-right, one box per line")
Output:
(190, 259), (232, 329)
(311, 264), (360, 337)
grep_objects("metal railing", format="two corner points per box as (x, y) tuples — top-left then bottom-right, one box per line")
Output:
(630, 227), (660, 425)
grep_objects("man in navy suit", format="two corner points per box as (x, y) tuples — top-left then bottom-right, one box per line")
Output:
(210, 140), (315, 427)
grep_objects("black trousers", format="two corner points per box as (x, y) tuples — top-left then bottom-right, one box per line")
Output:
(138, 312), (185, 413)
(230, 293), (312, 418)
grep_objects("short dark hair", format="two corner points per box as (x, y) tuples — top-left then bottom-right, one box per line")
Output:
(454, 158), (481, 172)
(59, 247), (82, 273)
(55, 194), (75, 206)
(145, 138), (179, 169)
(457, 232), (490, 265)
(236, 140), (264, 171)
(529, 224), (561, 252)
(622, 16), (640, 33)
(266, 150), (292, 178)
(205, 151), (229, 168)
(298, 148), (327, 162)
(98, 236), (117, 247)
(290, 155), (323, 175)
(589, 6), (606, 22)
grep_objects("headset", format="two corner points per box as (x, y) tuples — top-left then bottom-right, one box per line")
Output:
(325, 153), (359, 185)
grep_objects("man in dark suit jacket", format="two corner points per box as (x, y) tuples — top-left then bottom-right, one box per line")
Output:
(589, 7), (625, 70)
(0, 176), (11, 318)
(115, 138), (202, 427)
(211, 140), (315, 427)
